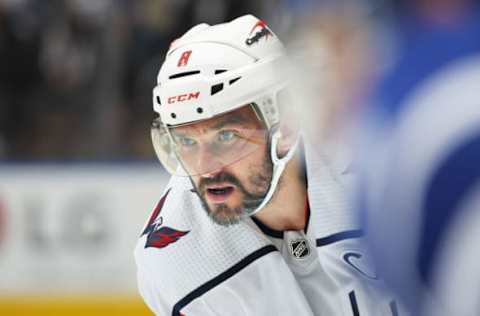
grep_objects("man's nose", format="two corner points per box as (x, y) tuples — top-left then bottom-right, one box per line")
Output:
(195, 144), (223, 176)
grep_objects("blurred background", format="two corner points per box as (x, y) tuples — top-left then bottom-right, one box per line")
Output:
(1, 0), (479, 315)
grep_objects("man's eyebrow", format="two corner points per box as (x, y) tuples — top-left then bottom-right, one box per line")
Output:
(170, 130), (184, 137)
(170, 114), (252, 137)
(210, 115), (249, 130)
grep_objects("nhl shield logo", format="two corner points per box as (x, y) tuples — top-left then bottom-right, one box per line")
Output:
(289, 238), (311, 259)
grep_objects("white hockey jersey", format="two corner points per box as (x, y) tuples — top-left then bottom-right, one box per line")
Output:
(134, 142), (402, 316)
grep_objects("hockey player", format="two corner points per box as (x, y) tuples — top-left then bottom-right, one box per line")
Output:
(135, 15), (400, 315)
(356, 2), (480, 315)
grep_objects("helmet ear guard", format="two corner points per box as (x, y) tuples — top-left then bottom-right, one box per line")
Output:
(240, 89), (301, 217)
(245, 126), (300, 217)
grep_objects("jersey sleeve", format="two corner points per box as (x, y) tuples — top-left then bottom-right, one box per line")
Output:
(136, 262), (171, 316)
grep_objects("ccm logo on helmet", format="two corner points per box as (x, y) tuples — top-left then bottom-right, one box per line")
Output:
(168, 92), (200, 104)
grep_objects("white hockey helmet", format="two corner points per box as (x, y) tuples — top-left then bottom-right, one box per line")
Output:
(151, 15), (298, 215)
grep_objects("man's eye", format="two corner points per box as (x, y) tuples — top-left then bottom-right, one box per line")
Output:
(179, 137), (197, 147)
(218, 130), (237, 142)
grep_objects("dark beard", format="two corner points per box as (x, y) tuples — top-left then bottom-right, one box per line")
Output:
(192, 155), (273, 226)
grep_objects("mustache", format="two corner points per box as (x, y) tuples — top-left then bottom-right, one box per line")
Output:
(198, 172), (243, 192)
(197, 172), (266, 208)
(190, 170), (271, 220)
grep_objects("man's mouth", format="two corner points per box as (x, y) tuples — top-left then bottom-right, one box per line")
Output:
(205, 184), (235, 203)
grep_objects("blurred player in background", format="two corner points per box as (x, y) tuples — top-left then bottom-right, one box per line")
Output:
(275, 0), (376, 185)
(356, 0), (480, 315)
(135, 14), (402, 315)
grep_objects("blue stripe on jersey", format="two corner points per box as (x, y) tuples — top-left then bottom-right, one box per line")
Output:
(172, 245), (278, 316)
(419, 132), (480, 283)
(349, 290), (360, 316)
(316, 230), (363, 247)
(389, 300), (399, 316)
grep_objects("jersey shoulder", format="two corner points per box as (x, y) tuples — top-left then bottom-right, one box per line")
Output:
(134, 175), (274, 314)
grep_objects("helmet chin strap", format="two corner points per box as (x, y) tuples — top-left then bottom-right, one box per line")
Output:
(246, 129), (300, 217)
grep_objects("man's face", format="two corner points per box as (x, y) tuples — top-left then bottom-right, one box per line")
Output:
(170, 106), (273, 225)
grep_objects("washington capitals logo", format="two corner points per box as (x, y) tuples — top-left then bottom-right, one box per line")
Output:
(246, 20), (272, 46)
(141, 189), (190, 249)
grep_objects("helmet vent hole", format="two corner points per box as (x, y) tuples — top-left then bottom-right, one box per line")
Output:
(211, 83), (224, 95)
(169, 70), (200, 79)
(156, 96), (161, 105)
(215, 69), (227, 75)
(229, 77), (241, 85)
(196, 107), (203, 114)
(171, 113), (177, 119)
